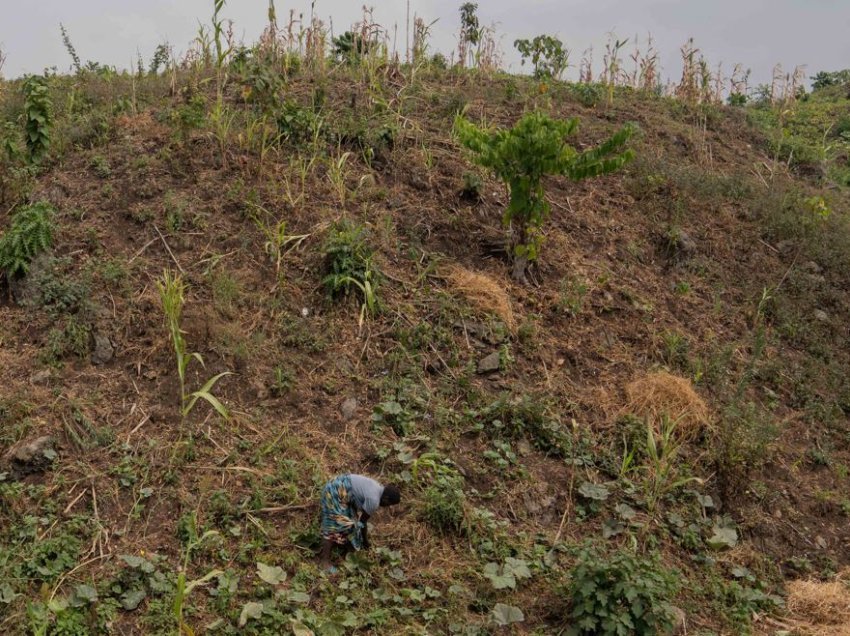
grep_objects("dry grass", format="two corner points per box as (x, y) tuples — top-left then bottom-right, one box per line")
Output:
(783, 572), (850, 635)
(443, 264), (516, 331)
(622, 371), (710, 438)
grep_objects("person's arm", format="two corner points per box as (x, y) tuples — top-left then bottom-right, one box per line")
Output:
(360, 512), (371, 549)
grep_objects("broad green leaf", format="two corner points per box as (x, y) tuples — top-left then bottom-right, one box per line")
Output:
(71, 584), (98, 606)
(184, 569), (224, 595)
(491, 603), (524, 626)
(257, 562), (287, 585)
(291, 620), (314, 636)
(504, 557), (531, 580)
(239, 601), (265, 627)
(707, 525), (738, 550)
(121, 588), (147, 610)
(578, 481), (610, 501)
(0, 583), (17, 604)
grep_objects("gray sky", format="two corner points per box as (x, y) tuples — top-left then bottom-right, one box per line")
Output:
(2, 0), (849, 88)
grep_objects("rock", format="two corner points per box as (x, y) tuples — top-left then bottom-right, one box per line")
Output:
(2, 436), (57, 479)
(803, 261), (823, 275)
(816, 535), (828, 549)
(340, 397), (359, 421)
(814, 309), (829, 322)
(31, 370), (52, 385)
(674, 230), (697, 256)
(776, 240), (796, 255)
(91, 333), (114, 365)
(517, 439), (532, 457)
(477, 351), (501, 374)
(669, 606), (687, 635)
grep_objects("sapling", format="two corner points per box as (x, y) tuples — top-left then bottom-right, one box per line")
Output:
(455, 111), (635, 281)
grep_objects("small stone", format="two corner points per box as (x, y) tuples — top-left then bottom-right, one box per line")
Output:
(31, 370), (52, 385)
(91, 334), (114, 365)
(815, 535), (828, 549)
(301, 307), (310, 318)
(814, 309), (829, 322)
(776, 240), (796, 254)
(517, 439), (532, 456)
(340, 397), (359, 421)
(477, 351), (501, 374)
(803, 261), (823, 275)
(669, 606), (687, 635)
(2, 436), (56, 479)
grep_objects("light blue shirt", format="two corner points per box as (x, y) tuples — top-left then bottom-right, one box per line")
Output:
(347, 474), (384, 516)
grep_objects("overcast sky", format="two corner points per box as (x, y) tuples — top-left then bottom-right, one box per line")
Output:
(2, 0), (848, 88)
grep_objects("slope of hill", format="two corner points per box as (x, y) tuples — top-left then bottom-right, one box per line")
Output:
(1, 26), (850, 636)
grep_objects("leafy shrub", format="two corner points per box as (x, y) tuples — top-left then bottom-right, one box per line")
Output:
(470, 393), (572, 456)
(565, 548), (678, 636)
(332, 31), (377, 64)
(322, 220), (379, 323)
(0, 201), (54, 279)
(412, 454), (467, 535)
(568, 82), (604, 107)
(455, 111), (634, 280)
(514, 35), (569, 80)
(22, 75), (52, 164)
(275, 100), (322, 145)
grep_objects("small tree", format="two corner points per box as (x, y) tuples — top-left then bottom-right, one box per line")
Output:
(514, 35), (569, 81)
(458, 3), (481, 68)
(455, 111), (634, 281)
(22, 75), (52, 165)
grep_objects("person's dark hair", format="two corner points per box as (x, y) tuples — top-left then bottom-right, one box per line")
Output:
(380, 484), (401, 506)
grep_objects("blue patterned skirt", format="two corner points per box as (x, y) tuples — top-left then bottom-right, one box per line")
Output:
(320, 475), (364, 549)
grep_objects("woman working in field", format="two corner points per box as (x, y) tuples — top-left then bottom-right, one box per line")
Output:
(319, 474), (401, 572)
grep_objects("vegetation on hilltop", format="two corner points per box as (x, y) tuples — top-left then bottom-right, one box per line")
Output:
(0, 2), (850, 634)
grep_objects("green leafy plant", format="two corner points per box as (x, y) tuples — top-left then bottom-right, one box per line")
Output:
(455, 112), (634, 280)
(173, 530), (223, 635)
(565, 548), (678, 635)
(0, 201), (54, 280)
(482, 557), (531, 590)
(412, 453), (468, 535)
(322, 220), (380, 327)
(640, 415), (703, 511)
(156, 270), (232, 423)
(22, 75), (53, 164)
(514, 35), (569, 80)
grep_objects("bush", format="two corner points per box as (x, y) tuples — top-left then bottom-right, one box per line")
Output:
(565, 548), (679, 636)
(322, 220), (380, 323)
(0, 201), (54, 279)
(412, 454), (468, 535)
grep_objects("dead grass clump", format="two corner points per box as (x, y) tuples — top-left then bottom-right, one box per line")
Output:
(785, 572), (850, 635)
(444, 264), (515, 331)
(623, 371), (709, 438)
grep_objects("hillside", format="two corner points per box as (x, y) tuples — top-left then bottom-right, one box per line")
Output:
(2, 17), (850, 636)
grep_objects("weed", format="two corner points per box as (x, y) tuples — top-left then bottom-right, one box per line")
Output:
(455, 112), (634, 280)
(558, 276), (589, 315)
(89, 155), (111, 178)
(413, 454), (467, 535)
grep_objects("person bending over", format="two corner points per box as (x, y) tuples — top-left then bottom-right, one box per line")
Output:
(319, 473), (401, 571)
